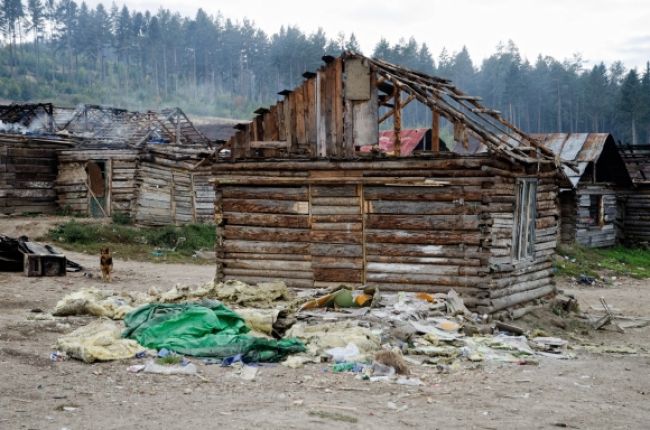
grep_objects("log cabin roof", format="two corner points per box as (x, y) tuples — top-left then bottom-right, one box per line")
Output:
(530, 133), (632, 187)
(226, 52), (559, 168)
(0, 103), (56, 134)
(58, 105), (213, 149)
(619, 144), (650, 185)
(364, 55), (556, 164)
(461, 132), (632, 188)
(0, 103), (214, 150)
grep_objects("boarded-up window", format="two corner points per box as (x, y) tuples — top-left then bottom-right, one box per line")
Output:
(513, 179), (537, 260)
(588, 195), (605, 226)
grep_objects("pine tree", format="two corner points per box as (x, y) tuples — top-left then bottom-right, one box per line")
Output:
(619, 69), (643, 144)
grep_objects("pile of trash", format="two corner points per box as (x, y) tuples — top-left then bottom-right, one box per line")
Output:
(47, 281), (576, 381)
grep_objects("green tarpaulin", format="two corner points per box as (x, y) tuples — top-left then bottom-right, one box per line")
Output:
(122, 300), (305, 362)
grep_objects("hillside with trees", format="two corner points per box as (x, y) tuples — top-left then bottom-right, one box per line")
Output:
(1, 1), (649, 143)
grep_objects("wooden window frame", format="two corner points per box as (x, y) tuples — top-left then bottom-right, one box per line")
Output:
(588, 194), (605, 227)
(512, 178), (538, 261)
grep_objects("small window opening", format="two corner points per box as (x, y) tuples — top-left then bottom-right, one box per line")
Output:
(589, 195), (605, 227)
(513, 179), (538, 261)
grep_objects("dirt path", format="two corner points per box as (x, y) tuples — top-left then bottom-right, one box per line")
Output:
(0, 249), (649, 429)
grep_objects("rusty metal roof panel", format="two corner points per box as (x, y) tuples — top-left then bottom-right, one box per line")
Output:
(530, 133), (611, 188)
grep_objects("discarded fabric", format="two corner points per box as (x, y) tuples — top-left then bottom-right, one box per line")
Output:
(52, 288), (149, 319)
(56, 319), (144, 363)
(123, 300), (305, 362)
(286, 320), (380, 359)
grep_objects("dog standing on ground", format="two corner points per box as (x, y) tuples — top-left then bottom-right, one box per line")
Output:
(100, 247), (113, 282)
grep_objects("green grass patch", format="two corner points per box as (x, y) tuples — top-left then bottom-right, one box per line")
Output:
(47, 220), (215, 264)
(155, 355), (184, 365)
(555, 243), (650, 279)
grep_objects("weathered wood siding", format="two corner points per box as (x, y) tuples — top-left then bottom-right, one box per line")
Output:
(623, 186), (650, 246)
(214, 157), (560, 313)
(1, 140), (63, 214)
(230, 57), (379, 159)
(487, 178), (558, 313)
(56, 150), (138, 216)
(134, 162), (214, 226)
(558, 186), (622, 247)
(218, 184), (312, 288)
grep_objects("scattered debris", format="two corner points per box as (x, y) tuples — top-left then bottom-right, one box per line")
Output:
(212, 280), (294, 308)
(307, 410), (358, 424)
(592, 297), (624, 333)
(238, 365), (259, 381)
(495, 321), (525, 336)
(445, 289), (471, 316)
(49, 351), (65, 363)
(52, 288), (149, 319)
(285, 320), (380, 360)
(55, 319), (144, 363)
(0, 234), (81, 276)
(578, 274), (596, 286)
(141, 360), (198, 375)
(326, 343), (361, 363)
(374, 350), (410, 375)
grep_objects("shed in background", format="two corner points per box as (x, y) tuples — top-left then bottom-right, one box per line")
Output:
(532, 134), (631, 247)
(619, 144), (650, 246)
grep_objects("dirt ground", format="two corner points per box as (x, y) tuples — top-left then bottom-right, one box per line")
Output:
(1, 218), (650, 429)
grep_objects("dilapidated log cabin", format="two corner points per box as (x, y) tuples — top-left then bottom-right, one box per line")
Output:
(55, 105), (216, 224)
(213, 53), (566, 314)
(531, 134), (631, 247)
(619, 144), (650, 246)
(0, 104), (75, 215)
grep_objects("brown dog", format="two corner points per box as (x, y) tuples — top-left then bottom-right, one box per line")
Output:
(100, 247), (113, 282)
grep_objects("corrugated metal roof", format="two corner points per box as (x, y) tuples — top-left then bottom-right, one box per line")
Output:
(453, 132), (618, 187)
(530, 133), (611, 187)
(359, 128), (428, 156)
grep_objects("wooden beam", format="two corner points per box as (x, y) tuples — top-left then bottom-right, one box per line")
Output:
(432, 110), (440, 153)
(249, 140), (289, 149)
(378, 93), (416, 124)
(393, 81), (401, 157)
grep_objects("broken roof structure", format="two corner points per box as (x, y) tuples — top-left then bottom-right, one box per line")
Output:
(1, 103), (217, 225)
(527, 133), (631, 247)
(224, 53), (556, 165)
(214, 52), (564, 315)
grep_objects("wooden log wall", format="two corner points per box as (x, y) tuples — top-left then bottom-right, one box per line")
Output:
(192, 169), (216, 223)
(574, 184), (620, 248)
(111, 157), (138, 215)
(230, 57), (378, 159)
(56, 150), (138, 217)
(486, 178), (558, 313)
(214, 156), (560, 313)
(558, 190), (577, 244)
(218, 184), (312, 288)
(623, 186), (650, 246)
(1, 140), (64, 215)
(134, 161), (215, 226)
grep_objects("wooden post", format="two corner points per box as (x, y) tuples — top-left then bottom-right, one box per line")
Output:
(106, 159), (112, 216)
(175, 110), (181, 144)
(214, 190), (224, 284)
(393, 83), (401, 156)
(170, 170), (177, 225)
(432, 109), (440, 153)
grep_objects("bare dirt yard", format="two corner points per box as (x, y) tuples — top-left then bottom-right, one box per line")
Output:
(1, 218), (649, 429)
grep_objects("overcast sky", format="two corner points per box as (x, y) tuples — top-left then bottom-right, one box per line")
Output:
(86, 0), (650, 70)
